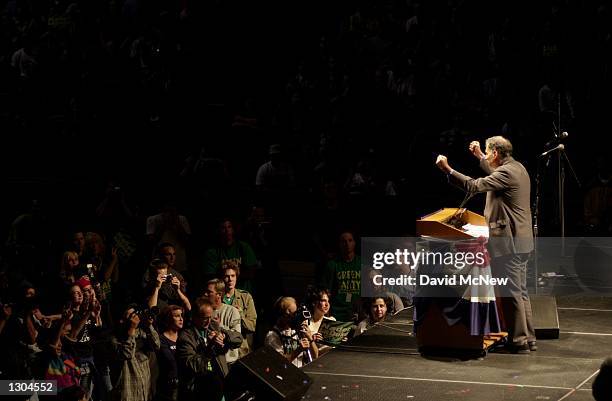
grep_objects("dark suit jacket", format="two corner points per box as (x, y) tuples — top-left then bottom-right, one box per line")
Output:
(449, 157), (534, 257)
(177, 326), (243, 388)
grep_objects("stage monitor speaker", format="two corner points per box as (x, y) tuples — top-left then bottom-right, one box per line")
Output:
(531, 295), (560, 339)
(225, 345), (313, 401)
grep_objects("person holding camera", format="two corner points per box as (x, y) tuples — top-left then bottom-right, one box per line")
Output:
(177, 298), (242, 401)
(63, 278), (103, 400)
(265, 296), (318, 368)
(110, 304), (160, 401)
(82, 232), (119, 304)
(33, 308), (81, 394)
(147, 259), (191, 311)
(203, 279), (241, 365)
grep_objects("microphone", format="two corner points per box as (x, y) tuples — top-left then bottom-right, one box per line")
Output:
(448, 189), (476, 229)
(539, 144), (565, 158)
(545, 132), (569, 148)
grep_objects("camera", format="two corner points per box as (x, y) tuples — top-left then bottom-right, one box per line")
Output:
(85, 272), (104, 301)
(134, 307), (158, 323)
(291, 304), (312, 330)
(85, 263), (95, 276)
(291, 304), (314, 364)
(164, 273), (173, 282)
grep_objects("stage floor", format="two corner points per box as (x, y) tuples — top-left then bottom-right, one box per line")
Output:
(302, 296), (612, 401)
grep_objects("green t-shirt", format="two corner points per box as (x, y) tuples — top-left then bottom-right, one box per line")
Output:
(322, 256), (361, 322)
(204, 241), (258, 294)
(222, 293), (235, 305)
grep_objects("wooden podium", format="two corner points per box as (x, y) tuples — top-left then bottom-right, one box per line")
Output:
(416, 207), (486, 238)
(414, 208), (507, 356)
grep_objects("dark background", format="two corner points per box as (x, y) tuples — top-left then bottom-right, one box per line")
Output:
(1, 0), (610, 254)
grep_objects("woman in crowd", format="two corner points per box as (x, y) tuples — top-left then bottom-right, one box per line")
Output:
(59, 251), (80, 286)
(34, 310), (81, 395)
(156, 305), (184, 401)
(63, 278), (103, 400)
(82, 232), (118, 304)
(146, 259), (191, 311)
(307, 286), (336, 355)
(67, 285), (84, 315)
(64, 277), (102, 397)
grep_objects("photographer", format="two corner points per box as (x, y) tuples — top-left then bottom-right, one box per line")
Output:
(146, 259), (191, 311)
(82, 232), (119, 304)
(177, 298), (242, 401)
(265, 297), (318, 367)
(63, 279), (103, 400)
(202, 279), (241, 365)
(111, 304), (160, 401)
(33, 308), (80, 394)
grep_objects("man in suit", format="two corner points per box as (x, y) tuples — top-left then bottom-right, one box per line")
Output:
(436, 136), (536, 354)
(177, 298), (243, 401)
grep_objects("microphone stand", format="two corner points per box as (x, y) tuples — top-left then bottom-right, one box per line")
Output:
(532, 157), (544, 293)
(533, 85), (564, 291)
(537, 84), (581, 267)
(558, 146), (581, 257)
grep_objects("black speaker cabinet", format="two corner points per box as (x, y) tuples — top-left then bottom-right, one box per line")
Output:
(531, 295), (560, 339)
(225, 345), (313, 401)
